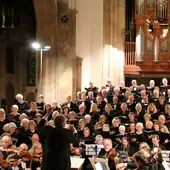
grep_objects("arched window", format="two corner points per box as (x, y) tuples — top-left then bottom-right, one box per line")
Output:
(6, 47), (14, 74)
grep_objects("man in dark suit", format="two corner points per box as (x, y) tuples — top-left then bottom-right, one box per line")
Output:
(42, 115), (79, 170)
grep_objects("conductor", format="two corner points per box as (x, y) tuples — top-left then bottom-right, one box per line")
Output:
(43, 115), (79, 170)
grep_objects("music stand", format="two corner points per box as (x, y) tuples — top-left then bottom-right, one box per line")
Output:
(85, 144), (104, 157)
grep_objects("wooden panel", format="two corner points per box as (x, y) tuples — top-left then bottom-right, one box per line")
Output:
(125, 61), (170, 74)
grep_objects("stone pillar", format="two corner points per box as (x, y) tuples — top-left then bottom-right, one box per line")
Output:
(103, 0), (125, 85)
(33, 0), (77, 103)
(33, 0), (59, 103)
(76, 0), (104, 89)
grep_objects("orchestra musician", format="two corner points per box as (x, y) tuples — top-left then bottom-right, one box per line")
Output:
(97, 138), (117, 170)
(6, 143), (30, 170)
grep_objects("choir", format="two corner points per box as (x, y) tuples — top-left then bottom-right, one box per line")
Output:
(0, 78), (170, 170)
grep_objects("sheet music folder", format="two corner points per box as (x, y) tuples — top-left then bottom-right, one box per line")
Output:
(71, 157), (85, 169)
(89, 157), (109, 170)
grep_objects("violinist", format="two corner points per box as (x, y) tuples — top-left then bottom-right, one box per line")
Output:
(151, 135), (165, 170)
(97, 138), (116, 170)
(0, 135), (15, 159)
(116, 137), (135, 160)
(7, 143), (30, 170)
(29, 142), (42, 170)
(133, 150), (154, 170)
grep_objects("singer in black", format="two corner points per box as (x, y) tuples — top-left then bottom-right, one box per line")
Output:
(42, 115), (79, 170)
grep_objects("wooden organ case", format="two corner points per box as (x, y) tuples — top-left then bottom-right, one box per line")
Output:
(125, 0), (170, 75)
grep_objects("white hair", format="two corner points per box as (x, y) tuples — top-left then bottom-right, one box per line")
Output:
(0, 108), (5, 118)
(20, 118), (29, 127)
(95, 135), (103, 142)
(162, 78), (168, 83)
(9, 122), (17, 130)
(84, 114), (91, 120)
(146, 121), (153, 127)
(16, 94), (23, 100)
(136, 122), (144, 128)
(51, 100), (57, 104)
(12, 105), (19, 110)
(119, 125), (125, 131)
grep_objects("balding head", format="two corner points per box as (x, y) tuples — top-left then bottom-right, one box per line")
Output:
(19, 143), (28, 156)
(31, 134), (40, 144)
(103, 138), (112, 152)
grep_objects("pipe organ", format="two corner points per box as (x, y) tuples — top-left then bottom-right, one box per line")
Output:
(135, 0), (170, 61)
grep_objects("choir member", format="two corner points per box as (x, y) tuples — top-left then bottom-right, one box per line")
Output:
(77, 104), (86, 119)
(7, 105), (20, 125)
(89, 103), (101, 123)
(61, 95), (78, 112)
(51, 100), (61, 113)
(36, 94), (45, 111)
(15, 94), (29, 113)
(0, 109), (9, 135)
(96, 95), (106, 113)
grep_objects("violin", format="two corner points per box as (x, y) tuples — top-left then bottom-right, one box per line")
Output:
(24, 153), (32, 162)
(0, 159), (9, 168)
(31, 153), (43, 162)
(108, 148), (118, 160)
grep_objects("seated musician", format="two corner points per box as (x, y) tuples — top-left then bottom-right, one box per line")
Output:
(116, 142), (152, 170)
(29, 142), (42, 170)
(116, 137), (135, 159)
(97, 138), (116, 170)
(0, 134), (14, 159)
(133, 150), (153, 170)
(151, 135), (165, 170)
(7, 143), (30, 170)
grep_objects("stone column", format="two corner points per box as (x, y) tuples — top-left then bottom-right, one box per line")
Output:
(33, 0), (59, 103)
(103, 0), (125, 85)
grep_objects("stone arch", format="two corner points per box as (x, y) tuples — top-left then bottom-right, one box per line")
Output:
(5, 82), (15, 112)
(26, 92), (37, 105)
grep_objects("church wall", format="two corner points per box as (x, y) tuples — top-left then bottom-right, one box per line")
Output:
(0, 41), (33, 108)
(76, 0), (104, 89)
